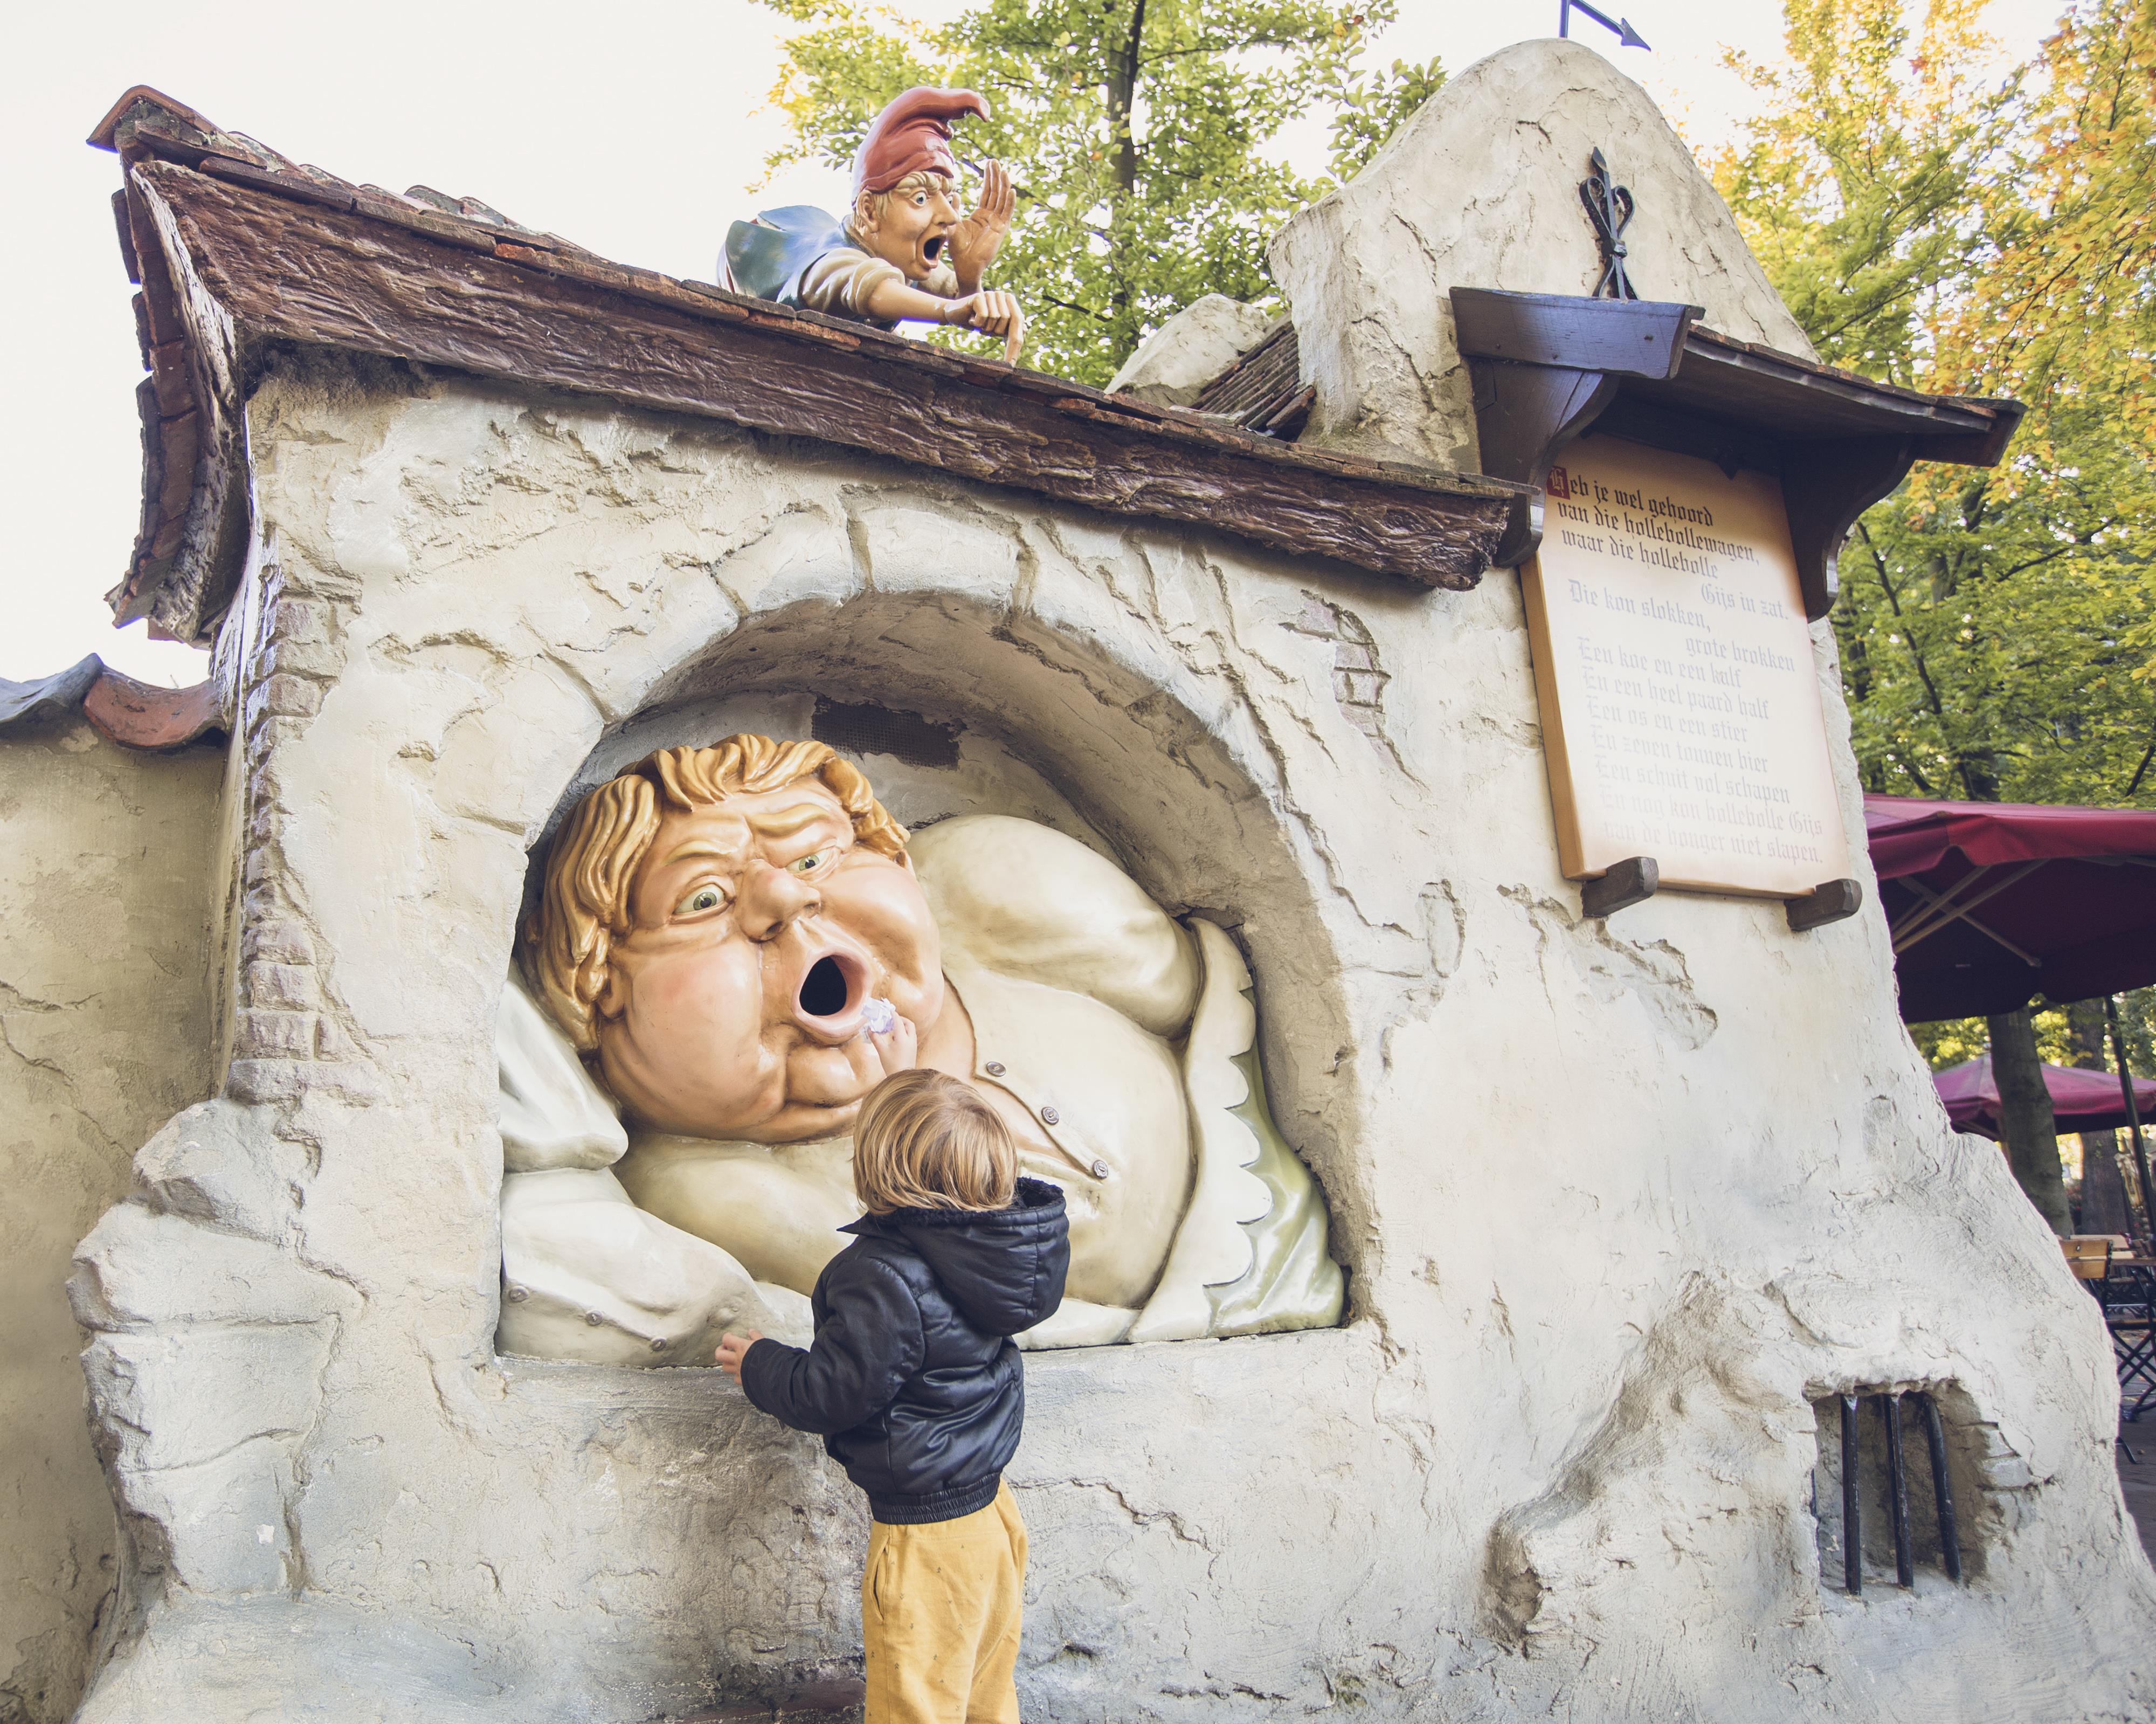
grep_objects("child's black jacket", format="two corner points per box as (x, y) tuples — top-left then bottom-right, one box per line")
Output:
(740, 1178), (1069, 1524)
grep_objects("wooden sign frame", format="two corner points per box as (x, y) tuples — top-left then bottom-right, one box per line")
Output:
(1520, 434), (1851, 902)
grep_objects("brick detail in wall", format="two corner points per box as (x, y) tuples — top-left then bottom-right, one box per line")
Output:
(228, 570), (352, 1100)
(1290, 593), (1390, 740)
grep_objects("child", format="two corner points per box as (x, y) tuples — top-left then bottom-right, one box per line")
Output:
(717, 1068), (1070, 1724)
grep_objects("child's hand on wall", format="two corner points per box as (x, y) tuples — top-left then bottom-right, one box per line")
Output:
(716, 1330), (764, 1380)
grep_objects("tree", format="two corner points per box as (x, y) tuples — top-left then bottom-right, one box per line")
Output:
(2067, 998), (2137, 1235)
(1718, 0), (2156, 1226)
(758, 0), (1441, 383)
(1989, 1005), (2071, 1231)
(1715, 0), (2156, 810)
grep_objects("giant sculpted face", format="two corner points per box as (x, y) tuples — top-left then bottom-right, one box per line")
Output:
(501, 734), (1343, 1362)
(577, 772), (939, 1142)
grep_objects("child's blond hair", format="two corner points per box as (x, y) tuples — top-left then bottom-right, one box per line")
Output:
(853, 1070), (1017, 1214)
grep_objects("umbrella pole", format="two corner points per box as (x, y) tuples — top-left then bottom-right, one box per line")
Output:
(2105, 994), (2156, 1252)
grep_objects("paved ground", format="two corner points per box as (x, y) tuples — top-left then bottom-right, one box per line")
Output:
(2118, 1422), (2156, 1567)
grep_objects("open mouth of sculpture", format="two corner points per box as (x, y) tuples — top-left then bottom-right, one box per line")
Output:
(922, 233), (946, 265)
(798, 953), (857, 1020)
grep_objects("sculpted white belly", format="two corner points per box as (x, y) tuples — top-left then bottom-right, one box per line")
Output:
(946, 960), (1192, 1310)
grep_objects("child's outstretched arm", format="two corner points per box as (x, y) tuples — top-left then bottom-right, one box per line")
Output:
(723, 1255), (925, 1436)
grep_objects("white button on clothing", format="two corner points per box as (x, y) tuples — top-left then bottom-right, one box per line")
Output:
(985, 1061), (1006, 1076)
(1040, 1106), (1060, 1126)
(1090, 1159), (1110, 1179)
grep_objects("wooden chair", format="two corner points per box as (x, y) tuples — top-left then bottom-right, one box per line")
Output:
(2065, 1235), (2115, 1280)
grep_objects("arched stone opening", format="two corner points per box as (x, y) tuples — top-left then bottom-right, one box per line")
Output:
(499, 582), (1365, 1365)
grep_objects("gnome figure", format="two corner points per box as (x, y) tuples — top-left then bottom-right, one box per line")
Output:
(725, 87), (1025, 362)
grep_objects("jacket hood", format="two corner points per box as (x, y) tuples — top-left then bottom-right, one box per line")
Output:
(842, 1177), (1069, 1337)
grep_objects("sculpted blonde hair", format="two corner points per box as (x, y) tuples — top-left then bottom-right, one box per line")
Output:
(853, 1069), (1017, 1214)
(528, 735), (908, 1051)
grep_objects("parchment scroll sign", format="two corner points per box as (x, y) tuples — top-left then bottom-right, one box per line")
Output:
(1522, 434), (1850, 898)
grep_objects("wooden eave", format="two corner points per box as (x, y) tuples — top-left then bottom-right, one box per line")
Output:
(1448, 287), (2024, 619)
(93, 90), (1523, 645)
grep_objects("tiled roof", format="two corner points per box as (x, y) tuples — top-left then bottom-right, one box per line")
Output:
(1187, 321), (1313, 439)
(0, 654), (224, 750)
(91, 87), (1522, 645)
(92, 86), (616, 638)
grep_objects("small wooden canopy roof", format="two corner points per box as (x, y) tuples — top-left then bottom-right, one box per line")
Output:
(1449, 288), (2024, 618)
(91, 87), (1525, 646)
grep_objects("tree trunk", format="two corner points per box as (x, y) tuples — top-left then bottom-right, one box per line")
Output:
(1988, 1006), (2069, 1234)
(2108, 993), (2156, 1249)
(2068, 1000), (2132, 1235)
(2081, 1132), (2132, 1234)
(1102, 0), (1147, 364)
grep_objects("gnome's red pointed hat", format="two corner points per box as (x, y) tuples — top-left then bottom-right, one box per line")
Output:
(851, 86), (991, 196)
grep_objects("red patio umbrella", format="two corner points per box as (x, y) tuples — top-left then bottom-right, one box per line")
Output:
(1934, 1055), (2156, 1140)
(1864, 794), (2156, 1023)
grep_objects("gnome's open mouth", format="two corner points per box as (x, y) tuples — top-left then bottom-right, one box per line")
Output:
(922, 233), (946, 265)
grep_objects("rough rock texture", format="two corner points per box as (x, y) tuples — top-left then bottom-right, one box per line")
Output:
(0, 721), (219, 1723)
(51, 345), (2156, 1721)
(42, 38), (2156, 1724)
(1106, 295), (1278, 407)
(1272, 38), (1816, 472)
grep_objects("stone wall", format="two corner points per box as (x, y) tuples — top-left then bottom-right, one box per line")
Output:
(43, 37), (2156, 1724)
(52, 341), (2155, 1722)
(0, 721), (219, 1723)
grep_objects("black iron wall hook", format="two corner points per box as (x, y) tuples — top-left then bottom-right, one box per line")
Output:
(1580, 148), (1639, 300)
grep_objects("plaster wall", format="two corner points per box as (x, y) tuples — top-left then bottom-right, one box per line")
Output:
(55, 38), (2156, 1722)
(0, 721), (219, 1724)
(58, 347), (2156, 1722)
(1272, 39), (1815, 473)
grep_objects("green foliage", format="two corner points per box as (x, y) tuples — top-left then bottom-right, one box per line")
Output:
(1912, 1008), (2073, 1071)
(757, 1), (1439, 383)
(1716, 0), (2156, 809)
(1326, 55), (1447, 181)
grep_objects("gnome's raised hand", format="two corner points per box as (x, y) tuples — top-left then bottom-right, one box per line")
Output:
(947, 160), (1015, 295)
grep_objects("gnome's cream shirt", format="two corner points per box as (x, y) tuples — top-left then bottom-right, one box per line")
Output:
(496, 816), (1342, 1363)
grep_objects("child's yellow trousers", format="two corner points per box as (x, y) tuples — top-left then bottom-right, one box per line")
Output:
(862, 1480), (1027, 1724)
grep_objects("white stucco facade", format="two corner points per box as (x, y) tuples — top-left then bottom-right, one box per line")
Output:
(18, 38), (2153, 1724)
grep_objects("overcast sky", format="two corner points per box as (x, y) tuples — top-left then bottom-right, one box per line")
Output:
(6, 0), (2060, 689)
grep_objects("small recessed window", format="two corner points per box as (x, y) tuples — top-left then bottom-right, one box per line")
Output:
(1811, 1388), (1968, 1594)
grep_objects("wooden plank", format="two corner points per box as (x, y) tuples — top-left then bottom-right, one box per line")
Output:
(1452, 287), (1698, 380)
(1786, 877), (1864, 932)
(1662, 338), (2011, 446)
(1780, 435), (1916, 620)
(1581, 856), (1660, 919)
(136, 161), (1517, 590)
(1522, 433), (1853, 898)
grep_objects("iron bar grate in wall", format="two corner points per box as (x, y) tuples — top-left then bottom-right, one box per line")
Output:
(1828, 1389), (1962, 1595)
